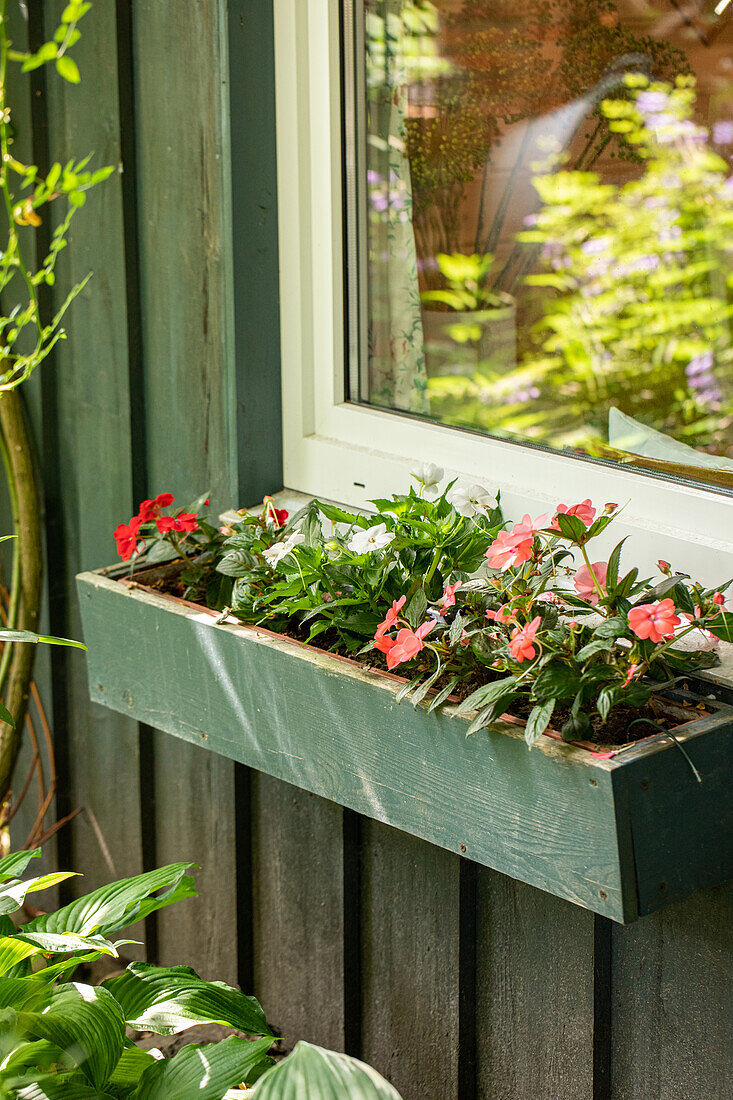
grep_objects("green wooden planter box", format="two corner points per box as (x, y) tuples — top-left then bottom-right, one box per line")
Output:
(76, 566), (733, 923)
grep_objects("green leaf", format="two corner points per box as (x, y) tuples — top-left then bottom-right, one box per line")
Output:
(26, 982), (126, 1088)
(576, 637), (615, 661)
(707, 611), (733, 643)
(0, 936), (40, 975)
(525, 700), (556, 747)
(107, 1044), (161, 1088)
(605, 538), (627, 593)
(404, 588), (428, 629)
(410, 668), (441, 708)
(102, 962), (271, 1037)
(134, 1035), (273, 1100)
(0, 629), (86, 650)
(466, 693), (519, 735)
(427, 675), (459, 712)
(248, 1040), (403, 1098)
(56, 55), (81, 83)
(635, 574), (690, 604)
(315, 501), (368, 528)
(0, 872), (79, 917)
(560, 711), (592, 742)
(0, 850), (39, 882)
(23, 863), (196, 938)
(454, 677), (517, 717)
(597, 686), (615, 722)
(16, 1076), (115, 1099)
(532, 662), (579, 702)
(555, 513), (586, 542)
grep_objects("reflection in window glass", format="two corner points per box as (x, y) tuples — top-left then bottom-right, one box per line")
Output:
(350, 1), (733, 488)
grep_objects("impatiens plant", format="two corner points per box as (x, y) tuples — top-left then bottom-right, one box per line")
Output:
(112, 475), (731, 749)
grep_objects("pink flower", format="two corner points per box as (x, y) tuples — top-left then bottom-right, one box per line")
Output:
(485, 604), (512, 623)
(439, 582), (460, 611)
(552, 498), (596, 529)
(628, 599), (681, 643)
(485, 514), (547, 571)
(574, 561), (608, 605)
(386, 621), (435, 669)
(509, 616), (541, 663)
(621, 663), (639, 688)
(376, 595), (406, 637)
(657, 560), (671, 574)
(373, 633), (397, 657)
(712, 592), (726, 606)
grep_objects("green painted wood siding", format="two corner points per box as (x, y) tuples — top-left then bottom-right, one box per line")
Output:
(4, 3), (730, 1098)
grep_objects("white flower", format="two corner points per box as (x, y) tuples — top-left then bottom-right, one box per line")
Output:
(347, 522), (395, 554)
(447, 483), (497, 517)
(410, 463), (444, 494)
(262, 528), (305, 566)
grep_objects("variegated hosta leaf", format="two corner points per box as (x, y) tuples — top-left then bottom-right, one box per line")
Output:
(22, 862), (196, 938)
(102, 962), (272, 1036)
(0, 872), (79, 917)
(15, 1076), (115, 1099)
(0, 932), (123, 976)
(133, 1035), (274, 1099)
(0, 850), (41, 883)
(248, 1041), (404, 1099)
(24, 982), (126, 1090)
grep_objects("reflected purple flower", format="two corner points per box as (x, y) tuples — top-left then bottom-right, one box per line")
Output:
(713, 121), (733, 146)
(686, 351), (722, 408)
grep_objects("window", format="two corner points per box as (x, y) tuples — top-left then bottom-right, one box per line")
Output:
(274, 0), (733, 579)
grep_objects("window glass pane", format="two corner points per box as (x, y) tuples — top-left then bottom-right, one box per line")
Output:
(348, 1), (733, 490)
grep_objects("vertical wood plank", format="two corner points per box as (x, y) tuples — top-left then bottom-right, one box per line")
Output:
(475, 868), (597, 1100)
(360, 821), (461, 1099)
(131, 0), (238, 982)
(251, 775), (347, 1050)
(36, 1), (144, 927)
(228, 0), (283, 502)
(611, 884), (732, 1100)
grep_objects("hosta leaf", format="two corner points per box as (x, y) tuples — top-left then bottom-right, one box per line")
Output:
(107, 1044), (162, 1088)
(134, 1035), (273, 1100)
(0, 850), (40, 882)
(102, 962), (272, 1037)
(0, 974), (53, 1011)
(0, 938), (39, 976)
(0, 872), (79, 917)
(25, 982), (125, 1089)
(16, 1076), (115, 1099)
(23, 863), (196, 938)
(248, 1040), (403, 1098)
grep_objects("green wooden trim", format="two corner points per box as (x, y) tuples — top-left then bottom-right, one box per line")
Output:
(76, 570), (733, 924)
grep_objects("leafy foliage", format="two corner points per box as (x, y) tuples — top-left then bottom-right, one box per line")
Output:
(0, 851), (403, 1099)
(0, 0), (114, 392)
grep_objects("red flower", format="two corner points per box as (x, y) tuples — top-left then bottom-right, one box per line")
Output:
(274, 508), (289, 526)
(712, 591), (726, 606)
(138, 493), (175, 523)
(386, 621), (434, 670)
(628, 599), (681, 643)
(373, 633), (397, 657)
(509, 616), (541, 663)
(114, 516), (142, 561)
(156, 512), (198, 535)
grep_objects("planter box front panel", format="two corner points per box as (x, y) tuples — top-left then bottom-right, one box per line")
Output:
(77, 570), (733, 923)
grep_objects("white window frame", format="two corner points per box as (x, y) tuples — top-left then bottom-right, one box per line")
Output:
(273, 0), (733, 583)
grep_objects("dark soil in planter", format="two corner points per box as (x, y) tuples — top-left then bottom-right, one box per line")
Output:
(119, 561), (706, 751)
